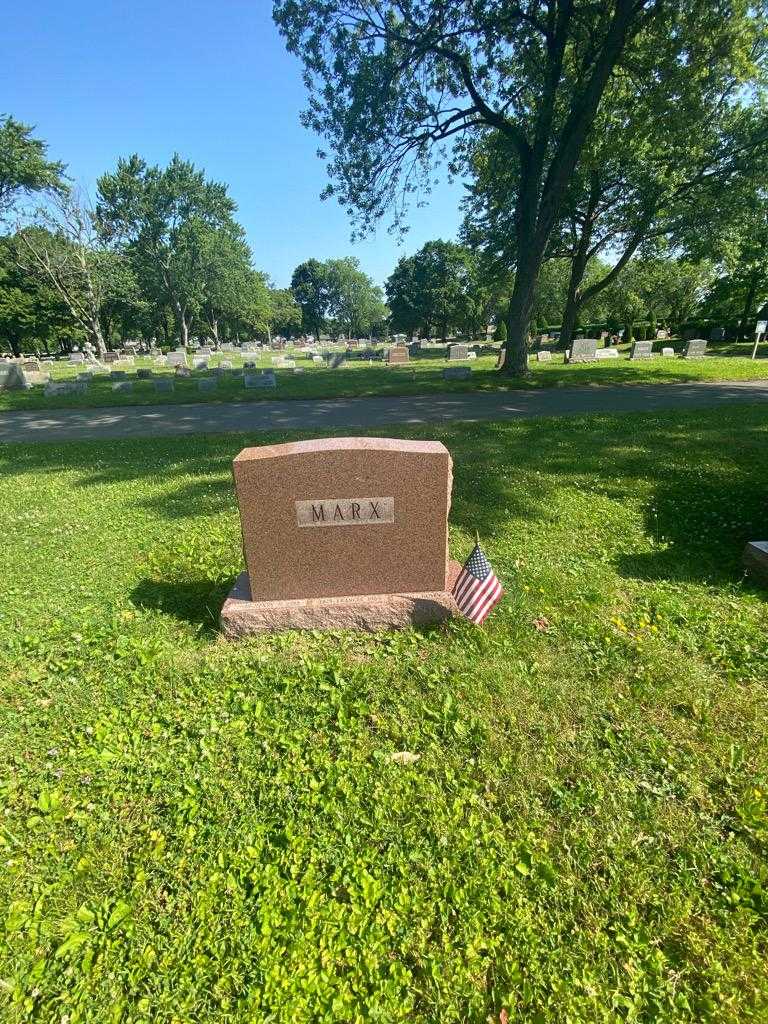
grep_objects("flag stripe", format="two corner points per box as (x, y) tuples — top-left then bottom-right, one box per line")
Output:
(464, 578), (500, 622)
(470, 579), (503, 623)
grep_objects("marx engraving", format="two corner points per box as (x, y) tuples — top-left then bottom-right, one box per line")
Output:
(295, 496), (395, 527)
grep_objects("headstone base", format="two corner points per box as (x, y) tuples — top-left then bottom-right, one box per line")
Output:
(221, 563), (462, 636)
(743, 541), (768, 583)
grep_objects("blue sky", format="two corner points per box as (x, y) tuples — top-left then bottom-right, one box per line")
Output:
(1, 0), (466, 287)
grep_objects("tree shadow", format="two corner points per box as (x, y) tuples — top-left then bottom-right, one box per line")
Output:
(131, 576), (235, 634)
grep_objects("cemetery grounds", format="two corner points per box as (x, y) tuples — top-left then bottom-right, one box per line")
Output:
(1, 402), (767, 1023)
(2, 341), (768, 412)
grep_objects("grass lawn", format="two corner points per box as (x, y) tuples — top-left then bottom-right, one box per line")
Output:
(2, 343), (768, 412)
(1, 406), (767, 1022)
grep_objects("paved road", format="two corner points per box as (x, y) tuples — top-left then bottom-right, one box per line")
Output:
(1, 380), (767, 444)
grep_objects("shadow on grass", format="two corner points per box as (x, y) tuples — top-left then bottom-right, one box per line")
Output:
(2, 406), (767, 592)
(131, 577), (235, 634)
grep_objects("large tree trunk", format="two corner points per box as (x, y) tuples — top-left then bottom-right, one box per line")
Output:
(503, 261), (539, 376)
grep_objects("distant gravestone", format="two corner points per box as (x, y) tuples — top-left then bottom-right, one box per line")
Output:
(244, 371), (276, 389)
(110, 370), (128, 380)
(175, 365), (192, 377)
(221, 342), (234, 352)
(535, 350), (552, 362)
(220, 360), (233, 369)
(22, 359), (40, 372)
(112, 381), (133, 393)
(198, 346), (214, 356)
(198, 378), (217, 392)
(442, 366), (471, 381)
(709, 327), (725, 342)
(595, 348), (620, 360)
(630, 340), (653, 360)
(167, 352), (187, 368)
(387, 347), (409, 365)
(661, 347), (675, 358)
(103, 351), (120, 363)
(244, 360), (257, 369)
(312, 355), (323, 364)
(0, 363), (27, 390)
(192, 357), (208, 370)
(69, 352), (85, 363)
(566, 338), (598, 363)
(446, 344), (468, 360)
(154, 378), (174, 393)
(136, 369), (153, 380)
(683, 338), (708, 359)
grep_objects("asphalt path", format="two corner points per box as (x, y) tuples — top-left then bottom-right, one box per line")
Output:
(1, 380), (767, 444)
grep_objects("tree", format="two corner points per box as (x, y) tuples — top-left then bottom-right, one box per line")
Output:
(0, 116), (65, 219)
(0, 234), (73, 356)
(15, 190), (126, 354)
(96, 155), (243, 347)
(274, 1), (762, 375)
(386, 240), (478, 340)
(290, 258), (330, 337)
(267, 286), (303, 338)
(323, 257), (387, 338)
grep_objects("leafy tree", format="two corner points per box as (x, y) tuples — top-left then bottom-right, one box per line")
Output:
(267, 286), (302, 338)
(324, 257), (387, 338)
(0, 116), (65, 219)
(0, 234), (73, 356)
(273, 0), (762, 375)
(16, 190), (127, 354)
(290, 258), (330, 337)
(96, 155), (243, 347)
(386, 240), (477, 340)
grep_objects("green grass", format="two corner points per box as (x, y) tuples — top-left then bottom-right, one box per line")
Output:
(1, 406), (767, 1022)
(2, 342), (768, 411)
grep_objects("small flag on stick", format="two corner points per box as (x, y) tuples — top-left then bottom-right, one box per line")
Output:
(452, 539), (504, 624)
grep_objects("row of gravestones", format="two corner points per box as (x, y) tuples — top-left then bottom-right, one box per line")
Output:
(42, 367), (279, 396)
(564, 338), (708, 363)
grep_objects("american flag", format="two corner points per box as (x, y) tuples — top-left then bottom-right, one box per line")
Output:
(452, 542), (504, 624)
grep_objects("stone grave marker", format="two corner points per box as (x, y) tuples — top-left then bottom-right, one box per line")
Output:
(683, 338), (708, 359)
(595, 348), (620, 360)
(175, 365), (192, 377)
(630, 340), (653, 360)
(220, 360), (233, 369)
(387, 347), (409, 365)
(103, 351), (120, 363)
(743, 541), (768, 584)
(22, 359), (41, 372)
(244, 360), (257, 369)
(566, 338), (598, 363)
(442, 366), (471, 381)
(110, 370), (128, 380)
(69, 352), (85, 363)
(0, 363), (27, 390)
(112, 381), (132, 392)
(198, 378), (217, 392)
(244, 371), (276, 389)
(446, 344), (468, 360)
(136, 369), (153, 380)
(192, 357), (208, 370)
(536, 350), (552, 363)
(167, 352), (187, 368)
(154, 378), (174, 393)
(661, 347), (675, 357)
(221, 437), (461, 635)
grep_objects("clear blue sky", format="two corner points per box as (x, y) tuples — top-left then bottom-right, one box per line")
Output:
(1, 0), (465, 288)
